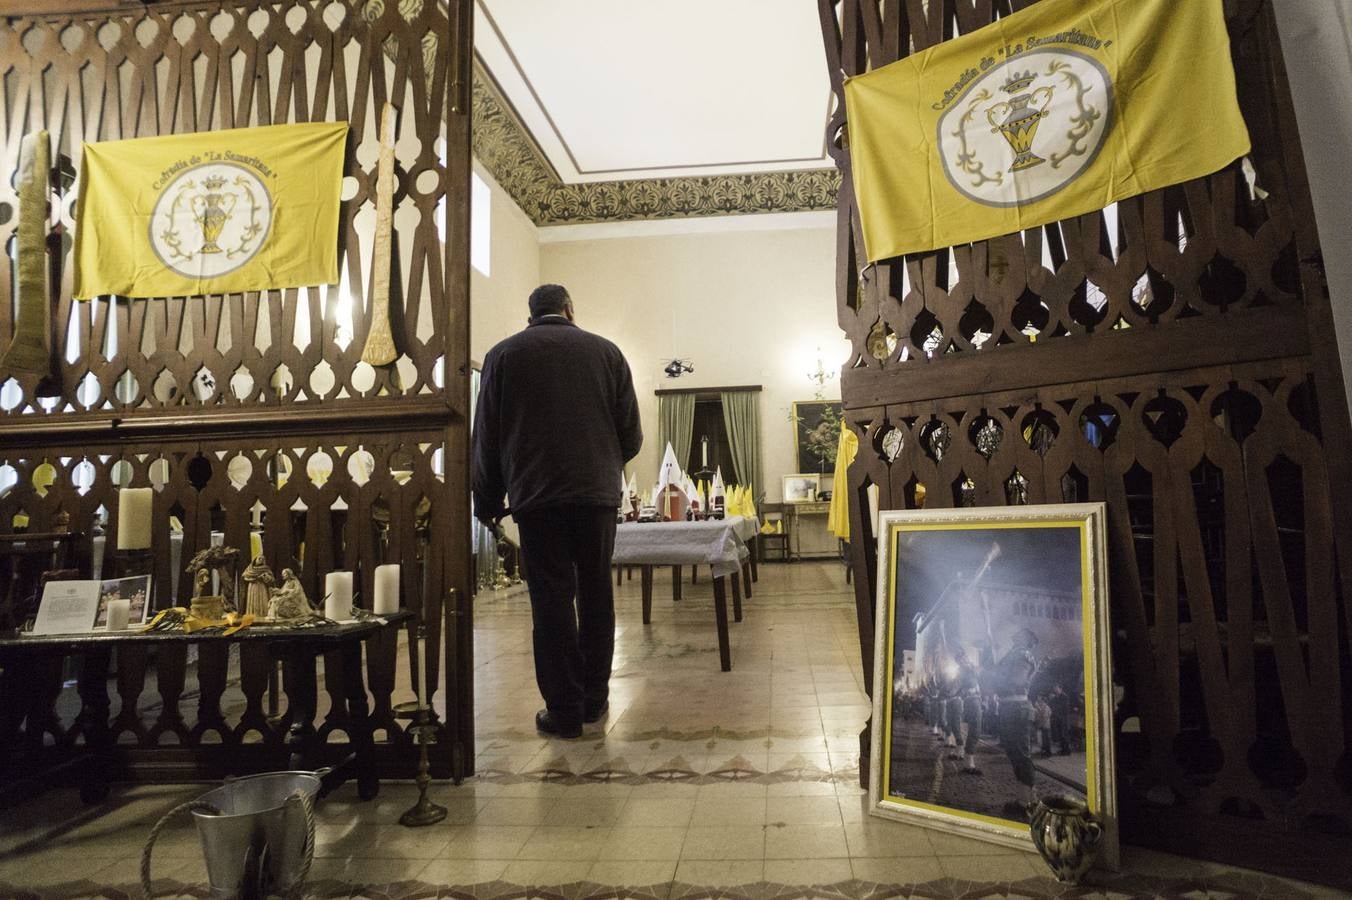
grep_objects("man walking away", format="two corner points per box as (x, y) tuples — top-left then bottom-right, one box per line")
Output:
(472, 284), (642, 739)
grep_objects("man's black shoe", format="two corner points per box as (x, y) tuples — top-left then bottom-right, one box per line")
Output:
(583, 701), (609, 724)
(535, 710), (582, 739)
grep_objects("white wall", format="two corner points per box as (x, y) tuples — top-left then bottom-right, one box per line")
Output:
(1272, 0), (1352, 421)
(469, 160), (540, 365)
(536, 216), (846, 502)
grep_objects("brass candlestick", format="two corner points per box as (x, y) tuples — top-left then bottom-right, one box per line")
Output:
(399, 703), (446, 827)
(397, 621), (446, 826)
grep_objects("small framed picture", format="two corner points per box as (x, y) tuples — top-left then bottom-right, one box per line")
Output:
(869, 503), (1117, 865)
(94, 574), (153, 629)
(782, 473), (821, 503)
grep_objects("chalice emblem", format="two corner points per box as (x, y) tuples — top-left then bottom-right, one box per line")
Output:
(150, 161), (272, 278)
(190, 174), (238, 255)
(986, 70), (1055, 172)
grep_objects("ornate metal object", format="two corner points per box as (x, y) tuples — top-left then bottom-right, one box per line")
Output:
(399, 622), (446, 827)
(974, 418), (1003, 460)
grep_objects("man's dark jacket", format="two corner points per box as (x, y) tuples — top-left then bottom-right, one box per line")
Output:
(472, 317), (642, 519)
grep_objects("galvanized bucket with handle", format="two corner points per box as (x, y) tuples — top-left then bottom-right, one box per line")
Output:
(141, 769), (324, 900)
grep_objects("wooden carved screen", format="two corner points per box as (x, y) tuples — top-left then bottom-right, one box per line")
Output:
(820, 0), (1352, 887)
(0, 0), (474, 785)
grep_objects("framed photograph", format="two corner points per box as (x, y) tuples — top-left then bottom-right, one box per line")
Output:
(791, 400), (842, 474)
(94, 574), (153, 629)
(782, 473), (820, 503)
(869, 503), (1117, 864)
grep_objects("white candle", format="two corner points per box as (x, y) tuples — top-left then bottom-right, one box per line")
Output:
(324, 571), (353, 621)
(106, 598), (130, 631)
(701, 436), (708, 467)
(116, 488), (153, 550)
(373, 564), (400, 615)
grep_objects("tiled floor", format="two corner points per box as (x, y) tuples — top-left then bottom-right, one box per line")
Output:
(0, 562), (1340, 898)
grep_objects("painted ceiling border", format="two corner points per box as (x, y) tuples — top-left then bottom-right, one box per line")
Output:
(470, 62), (841, 227)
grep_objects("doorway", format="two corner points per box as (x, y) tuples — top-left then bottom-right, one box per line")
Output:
(688, 399), (735, 481)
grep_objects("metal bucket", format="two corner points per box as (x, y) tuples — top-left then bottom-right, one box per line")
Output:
(191, 771), (320, 899)
(142, 770), (322, 899)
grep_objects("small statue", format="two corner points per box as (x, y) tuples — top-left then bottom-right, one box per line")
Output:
(184, 545), (242, 612)
(241, 555), (275, 619)
(189, 567), (226, 622)
(268, 568), (316, 623)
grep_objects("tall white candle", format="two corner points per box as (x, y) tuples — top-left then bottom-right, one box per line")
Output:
(105, 598), (130, 631)
(324, 571), (353, 622)
(373, 564), (400, 615)
(116, 487), (153, 550)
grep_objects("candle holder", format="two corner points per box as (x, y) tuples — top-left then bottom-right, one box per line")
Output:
(398, 702), (446, 827)
(396, 620), (446, 827)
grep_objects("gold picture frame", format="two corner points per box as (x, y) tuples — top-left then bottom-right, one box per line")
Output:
(869, 503), (1117, 866)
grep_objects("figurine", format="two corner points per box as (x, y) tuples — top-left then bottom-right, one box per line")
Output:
(241, 554), (276, 619)
(268, 568), (316, 622)
(184, 545), (242, 612)
(189, 567), (226, 622)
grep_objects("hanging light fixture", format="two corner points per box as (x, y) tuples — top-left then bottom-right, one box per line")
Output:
(663, 358), (694, 378)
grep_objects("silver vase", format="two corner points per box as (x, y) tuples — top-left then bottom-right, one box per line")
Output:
(1029, 795), (1102, 884)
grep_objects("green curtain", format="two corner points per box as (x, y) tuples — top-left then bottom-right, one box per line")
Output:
(658, 392), (696, 472)
(720, 390), (762, 500)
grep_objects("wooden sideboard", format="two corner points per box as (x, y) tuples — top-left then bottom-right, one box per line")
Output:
(785, 501), (835, 560)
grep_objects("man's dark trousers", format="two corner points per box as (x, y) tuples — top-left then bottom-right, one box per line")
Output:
(515, 504), (617, 729)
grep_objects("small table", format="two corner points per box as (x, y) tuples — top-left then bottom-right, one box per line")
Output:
(0, 611), (413, 804)
(613, 518), (751, 671)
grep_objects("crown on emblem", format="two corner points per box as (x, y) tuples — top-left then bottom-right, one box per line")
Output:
(202, 174), (227, 191)
(1001, 70), (1037, 93)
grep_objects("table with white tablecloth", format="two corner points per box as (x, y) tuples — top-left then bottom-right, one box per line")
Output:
(612, 516), (755, 671)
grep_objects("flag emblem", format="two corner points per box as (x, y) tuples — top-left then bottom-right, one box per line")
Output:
(843, 0), (1250, 261)
(938, 49), (1113, 208)
(150, 162), (273, 278)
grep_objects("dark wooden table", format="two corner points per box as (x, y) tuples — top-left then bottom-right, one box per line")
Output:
(0, 611), (413, 804)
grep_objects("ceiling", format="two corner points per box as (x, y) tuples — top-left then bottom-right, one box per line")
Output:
(474, 0), (835, 184)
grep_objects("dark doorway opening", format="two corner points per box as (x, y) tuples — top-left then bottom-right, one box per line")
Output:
(689, 399), (735, 483)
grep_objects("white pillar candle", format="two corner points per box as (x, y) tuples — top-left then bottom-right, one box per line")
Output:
(116, 487), (153, 550)
(373, 564), (400, 615)
(324, 571), (353, 621)
(105, 598), (130, 631)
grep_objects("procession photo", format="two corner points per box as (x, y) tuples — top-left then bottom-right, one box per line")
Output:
(880, 518), (1095, 827)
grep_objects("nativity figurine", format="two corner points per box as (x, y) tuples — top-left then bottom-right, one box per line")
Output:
(268, 567), (317, 623)
(241, 554), (276, 619)
(189, 566), (226, 622)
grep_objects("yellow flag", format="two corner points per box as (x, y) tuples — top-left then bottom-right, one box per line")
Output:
(74, 122), (347, 299)
(844, 0), (1249, 261)
(827, 421), (858, 541)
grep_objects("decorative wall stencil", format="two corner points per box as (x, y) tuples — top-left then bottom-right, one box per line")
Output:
(822, 0), (1352, 888)
(470, 68), (841, 226)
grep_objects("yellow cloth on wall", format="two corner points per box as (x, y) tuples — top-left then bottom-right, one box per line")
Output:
(827, 421), (858, 541)
(844, 0), (1250, 261)
(74, 122), (347, 299)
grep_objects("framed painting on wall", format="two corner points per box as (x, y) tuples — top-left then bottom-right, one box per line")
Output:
(792, 401), (842, 474)
(869, 504), (1117, 865)
(782, 473), (821, 503)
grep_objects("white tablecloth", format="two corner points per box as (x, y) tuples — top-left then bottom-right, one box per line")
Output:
(614, 517), (750, 578)
(730, 516), (759, 543)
